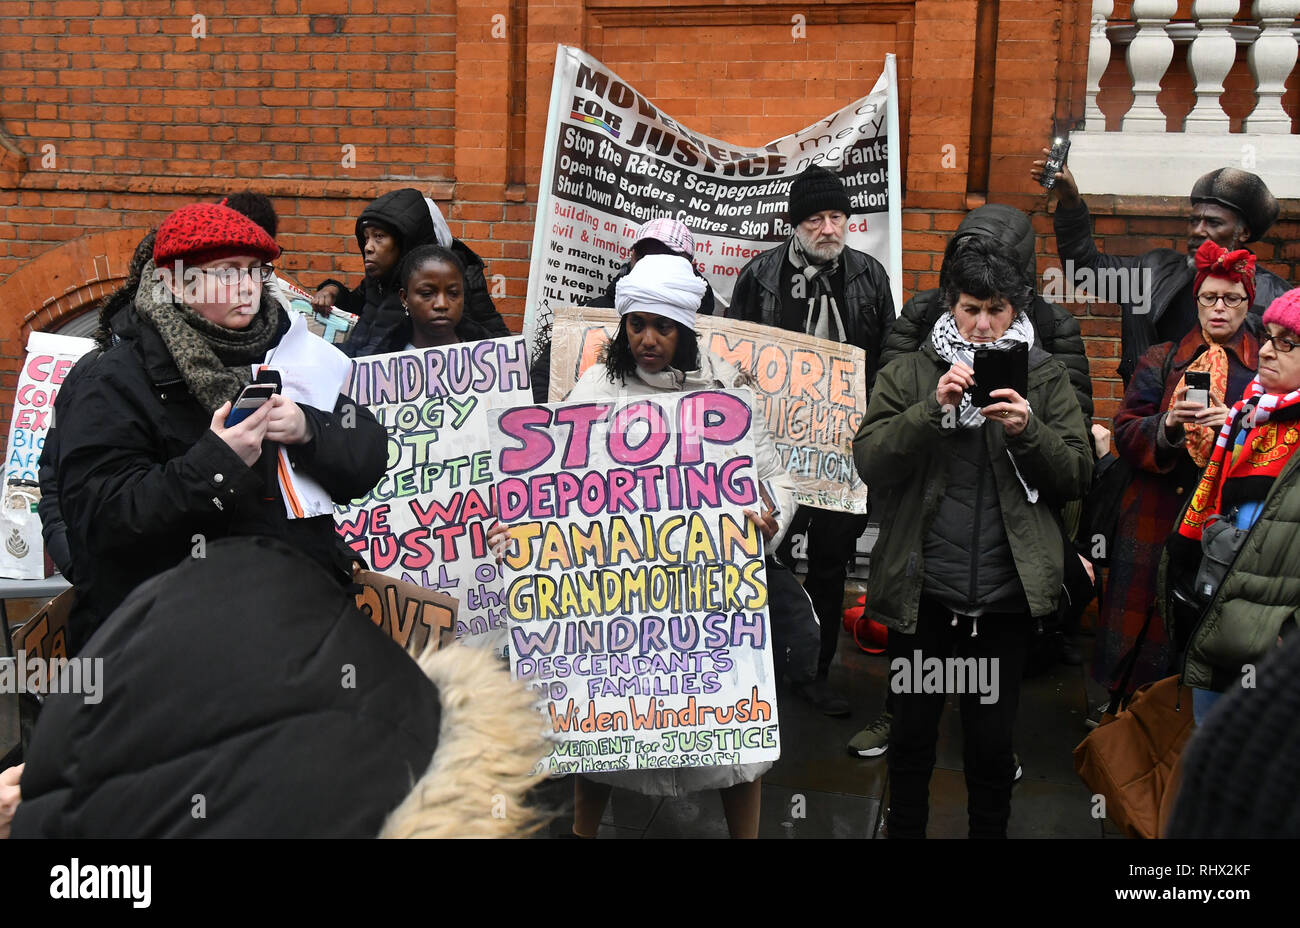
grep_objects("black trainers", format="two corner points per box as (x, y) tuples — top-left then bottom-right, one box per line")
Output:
(790, 678), (851, 718)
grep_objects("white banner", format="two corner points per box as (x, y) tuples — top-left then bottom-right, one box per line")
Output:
(525, 45), (902, 343)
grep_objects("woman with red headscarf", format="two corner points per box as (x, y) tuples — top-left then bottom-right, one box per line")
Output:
(1093, 240), (1261, 698)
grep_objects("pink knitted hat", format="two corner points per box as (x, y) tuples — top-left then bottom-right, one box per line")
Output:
(1262, 288), (1300, 337)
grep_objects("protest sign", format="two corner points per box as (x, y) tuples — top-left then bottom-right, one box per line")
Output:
(548, 305), (868, 513)
(4, 332), (94, 483)
(524, 45), (902, 343)
(489, 388), (781, 774)
(9, 587), (74, 669)
(335, 336), (532, 647)
(353, 570), (458, 655)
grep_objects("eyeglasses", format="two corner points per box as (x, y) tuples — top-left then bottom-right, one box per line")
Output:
(199, 265), (275, 286)
(1197, 292), (1247, 309)
(1262, 332), (1300, 353)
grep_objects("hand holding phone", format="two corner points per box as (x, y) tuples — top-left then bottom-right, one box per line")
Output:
(211, 393), (274, 467)
(971, 343), (1029, 408)
(1184, 370), (1211, 408)
(1038, 137), (1071, 191)
(225, 383), (278, 427)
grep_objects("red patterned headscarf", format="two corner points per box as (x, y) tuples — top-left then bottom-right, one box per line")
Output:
(1193, 239), (1256, 306)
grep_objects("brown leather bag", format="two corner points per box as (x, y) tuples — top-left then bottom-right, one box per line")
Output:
(1073, 674), (1194, 839)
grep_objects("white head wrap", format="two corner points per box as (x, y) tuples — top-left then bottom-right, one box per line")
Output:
(614, 253), (706, 331)
(424, 197), (454, 249)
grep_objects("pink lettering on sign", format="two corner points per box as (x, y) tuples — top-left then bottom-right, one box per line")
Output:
(677, 391), (751, 466)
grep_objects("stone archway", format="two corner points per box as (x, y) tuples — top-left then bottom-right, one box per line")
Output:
(0, 228), (148, 432)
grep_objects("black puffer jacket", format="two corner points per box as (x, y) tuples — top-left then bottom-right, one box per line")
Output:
(324, 189), (509, 356)
(922, 421), (1024, 615)
(1053, 199), (1291, 384)
(53, 295), (388, 652)
(725, 241), (896, 391)
(881, 204), (1094, 424)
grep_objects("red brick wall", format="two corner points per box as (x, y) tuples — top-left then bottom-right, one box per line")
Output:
(1, 0), (1297, 435)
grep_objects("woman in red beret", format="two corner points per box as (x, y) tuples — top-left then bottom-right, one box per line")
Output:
(1094, 241), (1261, 700)
(53, 202), (389, 651)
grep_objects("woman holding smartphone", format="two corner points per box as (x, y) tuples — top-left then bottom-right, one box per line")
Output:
(854, 236), (1092, 837)
(1094, 240), (1260, 698)
(54, 202), (388, 652)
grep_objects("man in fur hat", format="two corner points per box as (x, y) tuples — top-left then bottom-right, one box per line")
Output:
(1033, 159), (1292, 385)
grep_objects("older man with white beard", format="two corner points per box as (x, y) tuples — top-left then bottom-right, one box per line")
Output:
(726, 165), (895, 714)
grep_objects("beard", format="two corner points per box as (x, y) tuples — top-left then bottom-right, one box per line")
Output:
(795, 226), (845, 264)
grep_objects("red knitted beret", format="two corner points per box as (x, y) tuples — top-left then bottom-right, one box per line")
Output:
(153, 203), (281, 268)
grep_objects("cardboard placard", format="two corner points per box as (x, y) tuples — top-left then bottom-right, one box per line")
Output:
(548, 305), (869, 513)
(335, 336), (533, 648)
(353, 570), (458, 655)
(489, 388), (781, 775)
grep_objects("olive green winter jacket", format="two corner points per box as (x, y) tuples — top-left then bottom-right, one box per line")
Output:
(854, 341), (1093, 633)
(1160, 446), (1300, 691)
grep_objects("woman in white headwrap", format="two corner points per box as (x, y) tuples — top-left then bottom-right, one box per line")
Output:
(564, 254), (814, 838)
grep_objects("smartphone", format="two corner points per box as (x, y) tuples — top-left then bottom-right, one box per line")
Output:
(225, 383), (278, 426)
(971, 343), (1029, 408)
(1039, 136), (1071, 191)
(1185, 370), (1211, 408)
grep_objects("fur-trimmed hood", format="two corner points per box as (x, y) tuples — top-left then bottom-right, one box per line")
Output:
(13, 537), (548, 838)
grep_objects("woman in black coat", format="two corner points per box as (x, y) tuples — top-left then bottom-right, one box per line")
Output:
(54, 202), (388, 652)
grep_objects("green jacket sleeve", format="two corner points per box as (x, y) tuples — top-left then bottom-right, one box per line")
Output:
(854, 356), (948, 489)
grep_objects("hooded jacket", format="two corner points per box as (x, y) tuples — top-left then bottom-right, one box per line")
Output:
(855, 339), (1093, 632)
(881, 204), (1094, 423)
(724, 240), (895, 392)
(12, 537), (549, 838)
(53, 286), (388, 652)
(1053, 199), (1291, 384)
(323, 189), (509, 356)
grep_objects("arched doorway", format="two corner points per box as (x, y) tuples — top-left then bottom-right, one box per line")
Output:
(0, 228), (147, 431)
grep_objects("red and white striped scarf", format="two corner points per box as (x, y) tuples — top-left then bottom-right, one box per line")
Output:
(1178, 377), (1300, 541)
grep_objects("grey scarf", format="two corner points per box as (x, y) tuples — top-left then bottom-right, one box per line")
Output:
(787, 237), (846, 342)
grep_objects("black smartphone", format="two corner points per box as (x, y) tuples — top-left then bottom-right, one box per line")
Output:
(971, 342), (1029, 408)
(1039, 136), (1071, 191)
(1185, 370), (1211, 408)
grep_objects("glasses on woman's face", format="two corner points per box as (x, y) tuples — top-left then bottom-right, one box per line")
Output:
(1197, 292), (1247, 309)
(200, 265), (275, 286)
(1262, 332), (1300, 353)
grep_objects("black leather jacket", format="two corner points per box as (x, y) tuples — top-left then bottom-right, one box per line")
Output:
(724, 240), (896, 391)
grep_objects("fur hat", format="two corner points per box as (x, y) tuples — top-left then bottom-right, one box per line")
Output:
(1190, 168), (1280, 242)
(1262, 288), (1300, 337)
(153, 203), (280, 268)
(788, 166), (852, 227)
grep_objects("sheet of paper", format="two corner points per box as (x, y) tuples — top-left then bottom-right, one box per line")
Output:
(259, 313), (353, 519)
